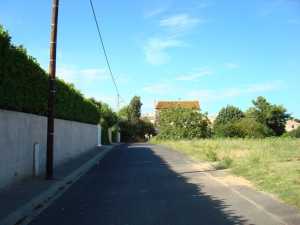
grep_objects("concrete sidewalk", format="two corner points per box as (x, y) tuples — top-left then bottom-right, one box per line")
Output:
(0, 144), (118, 225)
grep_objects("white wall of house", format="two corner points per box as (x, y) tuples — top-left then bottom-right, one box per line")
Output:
(286, 119), (300, 132)
(0, 109), (98, 189)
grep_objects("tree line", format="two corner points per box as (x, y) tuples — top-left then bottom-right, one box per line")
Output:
(156, 96), (299, 140)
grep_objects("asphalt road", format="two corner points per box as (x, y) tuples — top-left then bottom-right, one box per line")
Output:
(29, 143), (287, 225)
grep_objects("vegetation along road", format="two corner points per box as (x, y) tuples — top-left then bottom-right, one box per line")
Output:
(151, 138), (300, 210)
(29, 144), (300, 225)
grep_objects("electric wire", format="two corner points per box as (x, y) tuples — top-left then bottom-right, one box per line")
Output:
(89, 0), (122, 107)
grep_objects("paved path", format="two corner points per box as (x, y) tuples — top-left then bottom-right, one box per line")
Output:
(29, 144), (299, 225)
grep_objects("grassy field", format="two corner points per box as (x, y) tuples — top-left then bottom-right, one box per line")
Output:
(151, 138), (300, 209)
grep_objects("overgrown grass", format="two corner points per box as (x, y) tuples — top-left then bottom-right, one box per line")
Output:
(151, 138), (300, 209)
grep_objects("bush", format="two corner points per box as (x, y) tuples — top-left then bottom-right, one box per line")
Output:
(119, 119), (156, 142)
(100, 126), (108, 144)
(205, 148), (218, 161)
(214, 118), (271, 138)
(157, 108), (211, 140)
(235, 118), (273, 138)
(118, 96), (156, 142)
(0, 25), (99, 124)
(119, 120), (137, 142)
(246, 96), (290, 136)
(89, 99), (118, 144)
(214, 105), (244, 127)
(214, 122), (245, 138)
(111, 126), (119, 143)
(216, 156), (233, 170)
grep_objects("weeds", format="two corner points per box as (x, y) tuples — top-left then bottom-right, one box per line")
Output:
(151, 138), (300, 209)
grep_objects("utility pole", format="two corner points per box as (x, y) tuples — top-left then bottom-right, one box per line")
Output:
(46, 0), (59, 179)
(117, 94), (120, 110)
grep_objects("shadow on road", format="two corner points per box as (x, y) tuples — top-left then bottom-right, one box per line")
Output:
(30, 144), (251, 225)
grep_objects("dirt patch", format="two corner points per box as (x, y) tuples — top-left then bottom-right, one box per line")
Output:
(191, 162), (215, 172)
(212, 171), (254, 188)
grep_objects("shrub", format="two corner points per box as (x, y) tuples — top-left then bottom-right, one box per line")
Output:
(127, 96), (142, 122)
(119, 119), (156, 142)
(89, 99), (118, 144)
(286, 126), (300, 138)
(118, 96), (156, 142)
(246, 96), (290, 136)
(0, 25), (99, 124)
(111, 126), (119, 143)
(234, 117), (273, 138)
(157, 108), (211, 140)
(214, 123), (244, 137)
(214, 118), (271, 138)
(216, 156), (233, 170)
(214, 105), (244, 127)
(205, 148), (218, 161)
(101, 126), (110, 144)
(213, 101), (283, 138)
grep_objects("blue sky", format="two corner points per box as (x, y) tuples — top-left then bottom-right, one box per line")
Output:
(1, 0), (299, 117)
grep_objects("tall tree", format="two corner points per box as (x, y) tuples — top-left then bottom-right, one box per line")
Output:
(214, 105), (244, 127)
(247, 96), (290, 136)
(118, 105), (130, 120)
(128, 96), (142, 122)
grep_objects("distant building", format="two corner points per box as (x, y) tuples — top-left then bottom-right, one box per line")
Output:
(142, 112), (155, 124)
(286, 119), (300, 132)
(208, 115), (216, 125)
(155, 100), (200, 124)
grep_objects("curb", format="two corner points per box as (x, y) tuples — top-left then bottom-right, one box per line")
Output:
(0, 144), (119, 225)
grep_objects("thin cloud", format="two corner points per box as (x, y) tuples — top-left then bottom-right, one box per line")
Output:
(56, 66), (120, 108)
(224, 63), (240, 69)
(187, 81), (283, 102)
(143, 83), (173, 94)
(159, 14), (204, 33)
(85, 91), (122, 110)
(144, 8), (166, 18)
(57, 66), (109, 84)
(259, 0), (300, 16)
(144, 38), (183, 65)
(246, 81), (283, 93)
(144, 13), (204, 65)
(176, 68), (213, 81)
(196, 0), (214, 9)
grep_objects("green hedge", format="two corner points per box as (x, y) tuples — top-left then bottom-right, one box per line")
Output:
(0, 25), (99, 124)
(214, 118), (272, 138)
(157, 108), (211, 140)
(101, 126), (110, 145)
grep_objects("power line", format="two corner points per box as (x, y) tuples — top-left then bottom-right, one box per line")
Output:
(89, 0), (121, 108)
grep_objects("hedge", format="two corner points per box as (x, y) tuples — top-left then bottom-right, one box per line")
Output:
(214, 117), (272, 138)
(0, 25), (99, 124)
(157, 108), (211, 140)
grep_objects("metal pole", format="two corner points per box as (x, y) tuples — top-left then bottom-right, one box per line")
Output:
(46, 0), (59, 179)
(117, 94), (120, 110)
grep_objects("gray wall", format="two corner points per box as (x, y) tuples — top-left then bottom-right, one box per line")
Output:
(0, 109), (98, 189)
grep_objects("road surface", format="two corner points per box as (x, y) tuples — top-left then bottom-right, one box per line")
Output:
(29, 143), (292, 225)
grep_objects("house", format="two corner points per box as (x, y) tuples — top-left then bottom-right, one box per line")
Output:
(141, 112), (155, 124)
(155, 100), (200, 124)
(286, 119), (300, 132)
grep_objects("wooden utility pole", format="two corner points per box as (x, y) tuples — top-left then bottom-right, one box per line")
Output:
(46, 0), (59, 179)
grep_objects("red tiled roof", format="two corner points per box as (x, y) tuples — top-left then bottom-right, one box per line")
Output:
(155, 101), (200, 110)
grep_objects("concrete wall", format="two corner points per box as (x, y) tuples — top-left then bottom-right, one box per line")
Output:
(0, 109), (98, 189)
